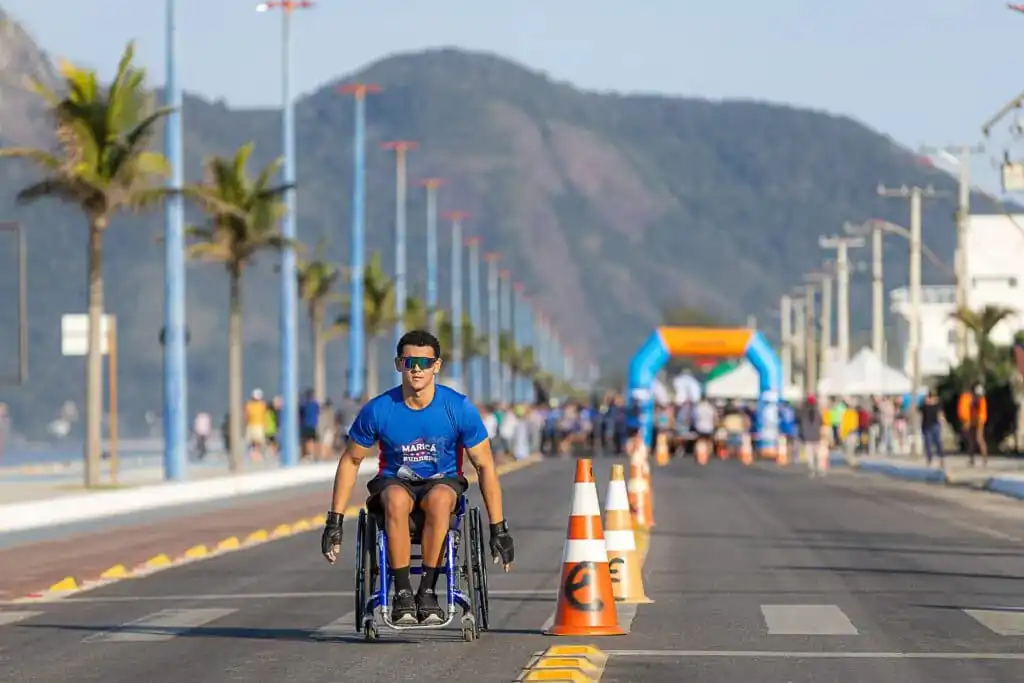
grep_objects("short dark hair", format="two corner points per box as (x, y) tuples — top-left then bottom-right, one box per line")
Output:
(397, 329), (441, 359)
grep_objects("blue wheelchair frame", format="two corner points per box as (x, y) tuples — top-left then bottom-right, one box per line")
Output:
(354, 492), (490, 642)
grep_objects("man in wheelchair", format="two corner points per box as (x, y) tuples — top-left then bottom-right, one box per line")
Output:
(321, 330), (515, 626)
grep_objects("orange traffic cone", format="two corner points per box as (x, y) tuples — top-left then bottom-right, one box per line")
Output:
(739, 434), (754, 466)
(546, 459), (625, 636)
(695, 438), (710, 465)
(654, 432), (670, 466)
(604, 464), (652, 604)
(627, 461), (651, 529)
(777, 436), (789, 466)
(643, 466), (656, 527)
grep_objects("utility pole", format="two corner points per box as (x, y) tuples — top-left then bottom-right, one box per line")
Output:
(804, 285), (818, 396)
(920, 144), (983, 363)
(780, 294), (793, 388)
(812, 268), (834, 381)
(820, 234), (864, 366)
(845, 220), (886, 359)
(877, 183), (942, 456)
(791, 294), (806, 390)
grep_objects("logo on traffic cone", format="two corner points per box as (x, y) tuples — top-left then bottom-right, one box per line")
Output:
(627, 461), (651, 529)
(546, 459), (625, 636)
(604, 464), (653, 604)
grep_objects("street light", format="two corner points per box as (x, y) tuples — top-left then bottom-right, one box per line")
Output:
(256, 0), (313, 468)
(162, 0), (187, 482)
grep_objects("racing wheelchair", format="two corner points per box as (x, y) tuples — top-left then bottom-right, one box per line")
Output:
(354, 492), (490, 641)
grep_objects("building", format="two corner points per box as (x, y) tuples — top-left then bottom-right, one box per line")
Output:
(889, 213), (1024, 378)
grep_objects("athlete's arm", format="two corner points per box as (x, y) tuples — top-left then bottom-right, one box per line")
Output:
(465, 438), (504, 526)
(330, 440), (374, 514)
(329, 402), (378, 514)
(459, 398), (504, 525)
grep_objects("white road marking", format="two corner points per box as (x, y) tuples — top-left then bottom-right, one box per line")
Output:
(7, 588), (554, 605)
(605, 649), (1024, 660)
(0, 610), (42, 626)
(82, 608), (236, 643)
(761, 604), (858, 635)
(964, 608), (1024, 636)
(311, 612), (355, 640)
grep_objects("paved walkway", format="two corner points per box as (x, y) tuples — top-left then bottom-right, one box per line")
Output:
(0, 455), (308, 505)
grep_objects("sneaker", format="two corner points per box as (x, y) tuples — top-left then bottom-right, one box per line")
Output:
(416, 589), (445, 625)
(391, 589), (418, 625)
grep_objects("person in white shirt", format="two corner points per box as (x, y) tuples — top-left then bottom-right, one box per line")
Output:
(193, 411), (211, 461)
(693, 399), (716, 451)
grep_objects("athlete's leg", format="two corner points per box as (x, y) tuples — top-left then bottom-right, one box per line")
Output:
(415, 483), (458, 623)
(381, 483), (417, 624)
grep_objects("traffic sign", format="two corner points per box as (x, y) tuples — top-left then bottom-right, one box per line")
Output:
(61, 314), (112, 356)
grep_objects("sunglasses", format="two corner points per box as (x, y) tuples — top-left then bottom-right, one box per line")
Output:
(398, 356), (438, 371)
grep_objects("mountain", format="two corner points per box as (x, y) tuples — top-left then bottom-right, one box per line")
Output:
(0, 9), (1001, 436)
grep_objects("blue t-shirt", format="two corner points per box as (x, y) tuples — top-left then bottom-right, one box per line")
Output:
(348, 385), (488, 480)
(299, 400), (320, 429)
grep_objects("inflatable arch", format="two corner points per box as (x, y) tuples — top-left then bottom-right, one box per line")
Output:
(627, 327), (782, 455)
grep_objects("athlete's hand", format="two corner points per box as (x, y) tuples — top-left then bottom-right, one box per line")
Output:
(489, 520), (514, 572)
(321, 511), (344, 564)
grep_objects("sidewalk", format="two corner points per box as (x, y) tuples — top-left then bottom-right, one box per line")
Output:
(0, 456), (282, 505)
(847, 452), (1024, 498)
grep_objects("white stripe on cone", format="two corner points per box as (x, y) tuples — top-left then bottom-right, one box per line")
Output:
(563, 538), (611, 563)
(605, 481), (630, 511)
(604, 529), (636, 551)
(570, 482), (602, 517)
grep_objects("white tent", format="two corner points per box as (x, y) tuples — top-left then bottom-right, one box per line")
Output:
(704, 361), (802, 401)
(817, 347), (912, 397)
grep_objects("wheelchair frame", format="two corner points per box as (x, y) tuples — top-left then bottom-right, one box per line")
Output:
(354, 494), (490, 642)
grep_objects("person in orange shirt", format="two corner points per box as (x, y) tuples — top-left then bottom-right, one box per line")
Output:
(957, 383), (988, 467)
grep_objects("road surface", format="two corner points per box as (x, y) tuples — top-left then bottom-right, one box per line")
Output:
(3, 456), (1024, 682)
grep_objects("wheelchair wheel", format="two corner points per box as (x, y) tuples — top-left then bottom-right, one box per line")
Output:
(354, 510), (367, 631)
(468, 506), (490, 631)
(355, 510), (376, 633)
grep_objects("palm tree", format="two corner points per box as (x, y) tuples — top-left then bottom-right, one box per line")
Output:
(182, 142), (291, 472)
(297, 239), (342, 403)
(403, 295), (430, 331)
(333, 250), (397, 398)
(0, 43), (171, 487)
(437, 313), (488, 385)
(949, 304), (1018, 379)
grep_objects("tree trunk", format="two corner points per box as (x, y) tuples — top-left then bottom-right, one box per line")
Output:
(312, 304), (326, 403)
(84, 222), (105, 488)
(366, 338), (380, 398)
(227, 270), (244, 473)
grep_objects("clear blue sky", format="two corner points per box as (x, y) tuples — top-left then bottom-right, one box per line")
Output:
(3, 0), (1023, 191)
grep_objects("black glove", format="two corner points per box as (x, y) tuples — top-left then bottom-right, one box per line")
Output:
(489, 520), (514, 570)
(321, 511), (343, 564)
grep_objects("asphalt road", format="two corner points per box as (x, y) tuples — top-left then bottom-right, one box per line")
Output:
(4, 456), (1024, 682)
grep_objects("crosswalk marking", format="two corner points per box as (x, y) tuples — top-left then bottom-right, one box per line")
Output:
(312, 612), (355, 640)
(964, 609), (1024, 636)
(761, 604), (858, 635)
(0, 611), (42, 626)
(82, 608), (236, 643)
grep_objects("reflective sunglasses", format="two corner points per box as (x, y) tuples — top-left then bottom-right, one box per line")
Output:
(399, 356), (437, 371)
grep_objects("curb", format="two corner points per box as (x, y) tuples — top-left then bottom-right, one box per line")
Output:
(12, 454), (543, 604)
(983, 475), (1024, 500)
(852, 460), (949, 485)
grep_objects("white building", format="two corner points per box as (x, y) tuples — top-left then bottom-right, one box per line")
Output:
(889, 213), (1024, 378)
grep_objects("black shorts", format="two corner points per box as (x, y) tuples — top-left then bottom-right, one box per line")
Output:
(301, 426), (317, 441)
(367, 475), (469, 506)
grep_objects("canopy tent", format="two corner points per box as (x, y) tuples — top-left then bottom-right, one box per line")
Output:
(704, 360), (802, 401)
(703, 360), (740, 383)
(817, 347), (913, 397)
